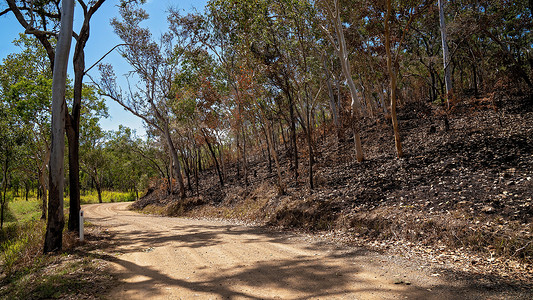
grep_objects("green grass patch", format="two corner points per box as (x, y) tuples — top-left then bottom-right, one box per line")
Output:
(1, 189), (133, 230)
(0, 219), (46, 275)
(0, 191), (121, 299)
(80, 190), (136, 204)
(2, 198), (42, 226)
(1, 210), (115, 299)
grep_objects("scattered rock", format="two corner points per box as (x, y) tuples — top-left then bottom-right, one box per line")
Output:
(481, 206), (495, 214)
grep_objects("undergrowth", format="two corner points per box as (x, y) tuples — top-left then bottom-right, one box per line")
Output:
(2, 198), (42, 226)
(0, 219), (46, 275)
(0, 199), (116, 299)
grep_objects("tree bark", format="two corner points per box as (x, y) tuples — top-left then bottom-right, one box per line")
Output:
(44, 0), (74, 253)
(261, 125), (273, 174)
(322, 0), (364, 161)
(195, 147), (200, 195)
(325, 65), (339, 128)
(323, 57), (342, 142)
(164, 124), (186, 198)
(217, 141), (225, 182)
(430, 69), (437, 102)
(147, 67), (186, 199)
(438, 0), (453, 97)
(66, 124), (80, 231)
(197, 147), (202, 173)
(24, 182), (29, 201)
(385, 0), (404, 158)
(242, 127), (248, 186)
(264, 117), (285, 195)
(38, 167), (47, 220)
(184, 154), (193, 192)
(202, 129), (224, 186)
(67, 0), (105, 233)
(307, 125), (314, 190)
(96, 184), (102, 203)
(66, 43), (84, 232)
(1, 156), (9, 229)
(287, 87), (299, 179)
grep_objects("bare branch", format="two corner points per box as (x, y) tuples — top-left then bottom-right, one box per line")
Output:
(25, 28), (57, 37)
(85, 43), (131, 75)
(0, 8), (11, 16)
(77, 0), (88, 16)
(87, 72), (162, 132)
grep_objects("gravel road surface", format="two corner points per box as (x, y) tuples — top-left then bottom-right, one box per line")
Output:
(84, 202), (523, 299)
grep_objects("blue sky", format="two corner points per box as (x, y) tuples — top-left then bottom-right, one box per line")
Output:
(0, 0), (207, 138)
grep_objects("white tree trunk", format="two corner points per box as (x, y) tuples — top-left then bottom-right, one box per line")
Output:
(385, 0), (403, 158)
(44, 0), (74, 253)
(326, 0), (364, 162)
(332, 0), (361, 114)
(323, 58), (339, 128)
(438, 0), (452, 96)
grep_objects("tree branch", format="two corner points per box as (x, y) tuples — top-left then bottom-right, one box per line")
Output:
(87, 73), (162, 132)
(25, 28), (57, 37)
(85, 43), (131, 75)
(0, 8), (11, 16)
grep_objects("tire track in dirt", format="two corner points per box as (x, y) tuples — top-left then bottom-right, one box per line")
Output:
(83, 202), (513, 299)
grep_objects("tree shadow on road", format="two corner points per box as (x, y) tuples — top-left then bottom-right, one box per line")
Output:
(80, 224), (444, 299)
(87, 250), (439, 299)
(83, 208), (533, 299)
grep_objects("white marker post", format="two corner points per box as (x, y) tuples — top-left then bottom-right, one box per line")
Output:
(79, 210), (84, 241)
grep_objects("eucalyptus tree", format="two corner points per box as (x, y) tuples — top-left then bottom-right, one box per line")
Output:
(316, 0), (364, 161)
(251, 86), (286, 194)
(446, 0), (532, 98)
(106, 126), (155, 198)
(44, 0), (74, 253)
(438, 0), (452, 99)
(172, 48), (227, 187)
(0, 102), (26, 228)
(282, 0), (325, 189)
(172, 3), (258, 184)
(79, 88), (108, 203)
(245, 0), (325, 189)
(180, 0), (327, 188)
(205, 0), (304, 181)
(403, 5), (442, 102)
(0, 35), (53, 220)
(384, 0), (403, 157)
(97, 3), (191, 199)
(2, 0), (133, 233)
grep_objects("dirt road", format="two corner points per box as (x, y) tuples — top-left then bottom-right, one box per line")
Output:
(83, 202), (517, 299)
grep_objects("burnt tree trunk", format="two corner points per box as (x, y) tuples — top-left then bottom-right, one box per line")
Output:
(202, 129), (224, 186)
(287, 88), (299, 180)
